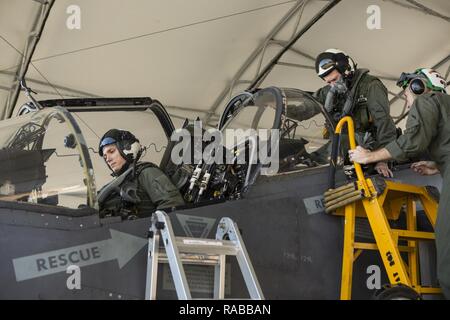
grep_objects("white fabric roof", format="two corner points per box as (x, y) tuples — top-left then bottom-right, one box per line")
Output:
(1, 0), (449, 128)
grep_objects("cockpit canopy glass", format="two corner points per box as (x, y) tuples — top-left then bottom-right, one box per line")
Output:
(282, 88), (329, 155)
(221, 89), (279, 148)
(0, 109), (90, 208)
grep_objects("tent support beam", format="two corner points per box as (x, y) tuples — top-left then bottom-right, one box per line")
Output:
(386, 0), (450, 23)
(0, 70), (100, 98)
(3, 0), (55, 119)
(272, 40), (400, 82)
(388, 90), (406, 102)
(445, 64), (450, 81)
(277, 62), (315, 70)
(404, 0), (450, 23)
(270, 40), (316, 61)
(203, 0), (341, 126)
(247, 0), (341, 89)
(202, 0), (311, 126)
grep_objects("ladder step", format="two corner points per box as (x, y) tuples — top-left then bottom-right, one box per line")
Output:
(391, 229), (435, 240)
(172, 237), (239, 256)
(354, 242), (415, 253)
(157, 253), (223, 266)
(415, 287), (442, 294)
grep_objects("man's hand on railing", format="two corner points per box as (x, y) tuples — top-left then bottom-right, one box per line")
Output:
(348, 146), (371, 164)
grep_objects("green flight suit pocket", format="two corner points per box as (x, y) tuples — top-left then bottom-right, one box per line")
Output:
(404, 113), (420, 135)
(152, 175), (172, 195)
(371, 107), (387, 121)
(152, 174), (180, 199)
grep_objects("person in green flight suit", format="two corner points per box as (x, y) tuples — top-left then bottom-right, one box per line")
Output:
(287, 49), (397, 177)
(348, 68), (450, 299)
(97, 129), (184, 219)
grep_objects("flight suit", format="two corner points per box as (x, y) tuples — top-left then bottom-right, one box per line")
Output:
(384, 92), (450, 299)
(287, 69), (397, 162)
(99, 162), (185, 218)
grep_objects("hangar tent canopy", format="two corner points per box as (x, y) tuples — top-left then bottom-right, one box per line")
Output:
(0, 0), (449, 163)
(1, 0), (449, 124)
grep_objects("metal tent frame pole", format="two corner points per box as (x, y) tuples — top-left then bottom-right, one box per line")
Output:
(203, 0), (316, 126)
(204, 0), (342, 126)
(3, 0), (55, 120)
(247, 0), (341, 90)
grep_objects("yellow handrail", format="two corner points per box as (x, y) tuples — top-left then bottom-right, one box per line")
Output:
(335, 116), (370, 196)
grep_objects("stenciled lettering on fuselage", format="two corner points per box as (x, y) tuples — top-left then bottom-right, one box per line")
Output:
(12, 229), (147, 282)
(303, 195), (326, 215)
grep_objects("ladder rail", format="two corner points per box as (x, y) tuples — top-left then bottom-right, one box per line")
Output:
(155, 211), (192, 300)
(214, 255), (226, 299)
(217, 218), (265, 300)
(406, 196), (420, 289)
(361, 198), (412, 286)
(146, 211), (264, 300)
(145, 231), (160, 300)
(340, 202), (356, 300)
(331, 116), (441, 299)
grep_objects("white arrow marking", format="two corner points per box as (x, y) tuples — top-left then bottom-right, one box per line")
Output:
(13, 229), (147, 282)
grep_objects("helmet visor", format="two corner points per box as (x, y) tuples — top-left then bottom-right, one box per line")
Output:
(318, 58), (336, 71)
(99, 137), (117, 155)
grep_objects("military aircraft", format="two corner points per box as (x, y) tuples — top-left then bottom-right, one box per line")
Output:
(0, 86), (442, 300)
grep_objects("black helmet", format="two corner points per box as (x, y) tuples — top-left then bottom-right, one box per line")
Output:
(315, 49), (354, 78)
(99, 129), (142, 162)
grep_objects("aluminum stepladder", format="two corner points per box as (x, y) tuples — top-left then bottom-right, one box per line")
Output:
(145, 210), (264, 300)
(326, 116), (441, 299)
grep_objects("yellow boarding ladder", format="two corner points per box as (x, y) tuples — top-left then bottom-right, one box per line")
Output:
(327, 116), (441, 299)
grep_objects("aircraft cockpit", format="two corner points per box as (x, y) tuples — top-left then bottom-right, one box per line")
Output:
(0, 88), (334, 214)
